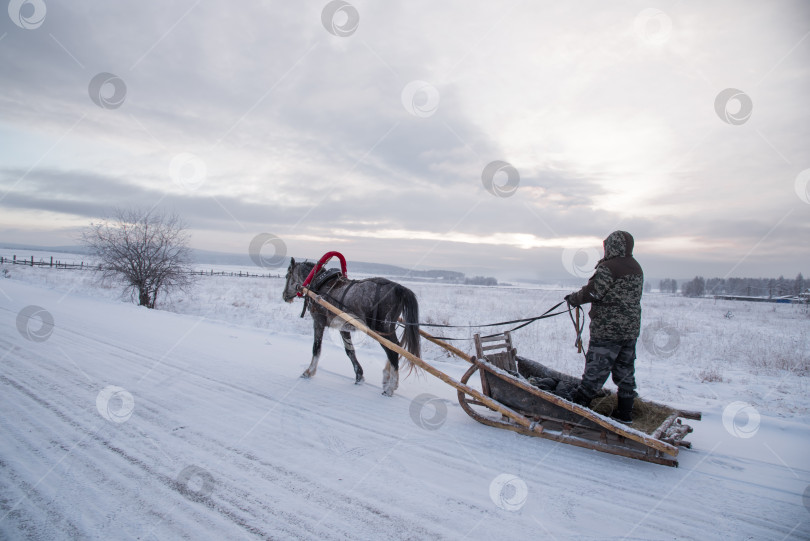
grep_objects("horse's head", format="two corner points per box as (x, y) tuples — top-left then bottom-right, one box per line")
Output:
(282, 258), (300, 303)
(282, 258), (316, 303)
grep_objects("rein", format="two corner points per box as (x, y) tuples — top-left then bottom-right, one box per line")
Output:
(415, 300), (570, 341)
(567, 301), (585, 358)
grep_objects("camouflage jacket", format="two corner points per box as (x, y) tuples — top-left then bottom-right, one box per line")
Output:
(568, 231), (643, 341)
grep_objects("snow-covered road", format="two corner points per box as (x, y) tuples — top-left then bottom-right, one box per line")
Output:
(1, 279), (808, 540)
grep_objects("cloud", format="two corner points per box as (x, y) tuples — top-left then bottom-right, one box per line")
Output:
(0, 1), (808, 279)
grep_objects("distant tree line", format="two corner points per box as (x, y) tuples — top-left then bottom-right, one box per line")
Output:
(465, 276), (498, 286)
(682, 277), (706, 297)
(657, 278), (679, 294)
(655, 273), (806, 298)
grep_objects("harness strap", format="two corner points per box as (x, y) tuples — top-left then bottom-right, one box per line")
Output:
(300, 268), (342, 318)
(298, 251), (347, 297)
(369, 280), (384, 328)
(299, 295), (309, 318)
(338, 281), (356, 309)
(310, 268), (342, 291)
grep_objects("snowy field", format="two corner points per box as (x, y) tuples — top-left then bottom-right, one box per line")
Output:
(1, 255), (809, 540)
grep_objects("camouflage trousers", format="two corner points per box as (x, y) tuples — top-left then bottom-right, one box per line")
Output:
(578, 338), (637, 401)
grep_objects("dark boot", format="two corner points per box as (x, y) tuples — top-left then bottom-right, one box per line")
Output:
(571, 388), (591, 408)
(611, 396), (634, 424)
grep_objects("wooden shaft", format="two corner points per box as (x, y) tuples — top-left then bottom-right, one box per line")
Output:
(305, 288), (543, 436)
(576, 306), (582, 353)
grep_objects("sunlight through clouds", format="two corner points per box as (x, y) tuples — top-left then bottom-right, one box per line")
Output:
(0, 1), (807, 280)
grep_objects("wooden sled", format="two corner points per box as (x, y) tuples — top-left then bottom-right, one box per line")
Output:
(456, 331), (701, 467)
(303, 288), (700, 467)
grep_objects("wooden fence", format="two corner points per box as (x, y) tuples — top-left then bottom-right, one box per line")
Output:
(189, 269), (282, 278)
(0, 255), (95, 270)
(0, 255), (281, 278)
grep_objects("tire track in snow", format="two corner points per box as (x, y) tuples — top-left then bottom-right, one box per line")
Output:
(2, 283), (808, 540)
(1, 329), (455, 539)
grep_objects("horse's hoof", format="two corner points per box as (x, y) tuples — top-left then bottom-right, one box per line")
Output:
(355, 377), (365, 385)
(300, 372), (312, 379)
(381, 390), (394, 397)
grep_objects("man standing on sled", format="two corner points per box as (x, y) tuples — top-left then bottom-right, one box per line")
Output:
(565, 231), (644, 424)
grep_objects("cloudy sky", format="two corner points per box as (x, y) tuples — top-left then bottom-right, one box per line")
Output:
(1, 1), (808, 281)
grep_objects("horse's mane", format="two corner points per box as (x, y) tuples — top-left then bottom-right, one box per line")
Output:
(297, 260), (316, 275)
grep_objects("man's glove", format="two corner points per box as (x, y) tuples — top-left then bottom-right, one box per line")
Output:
(565, 293), (581, 307)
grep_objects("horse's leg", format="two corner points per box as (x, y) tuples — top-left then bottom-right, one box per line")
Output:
(381, 346), (400, 396)
(302, 317), (326, 378)
(379, 324), (400, 396)
(340, 330), (364, 384)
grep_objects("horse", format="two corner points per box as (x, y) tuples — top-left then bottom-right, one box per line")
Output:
(282, 258), (421, 396)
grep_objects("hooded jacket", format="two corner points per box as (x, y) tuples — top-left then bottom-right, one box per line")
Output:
(568, 231), (643, 341)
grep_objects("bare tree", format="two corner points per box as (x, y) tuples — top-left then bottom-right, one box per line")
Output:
(82, 208), (195, 308)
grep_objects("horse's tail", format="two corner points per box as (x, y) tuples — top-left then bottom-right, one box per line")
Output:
(398, 286), (422, 374)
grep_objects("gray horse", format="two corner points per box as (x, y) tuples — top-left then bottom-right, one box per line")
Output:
(282, 258), (421, 396)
